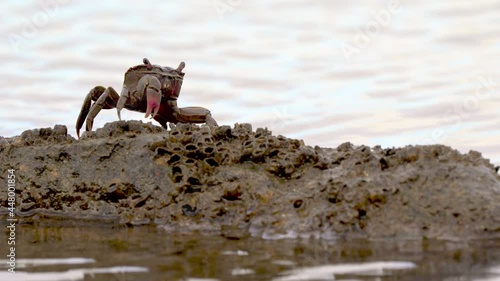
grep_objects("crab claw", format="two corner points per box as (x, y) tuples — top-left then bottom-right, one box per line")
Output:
(145, 89), (161, 118)
(137, 74), (162, 119)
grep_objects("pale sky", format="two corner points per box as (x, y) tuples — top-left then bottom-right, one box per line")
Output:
(1, 0), (499, 165)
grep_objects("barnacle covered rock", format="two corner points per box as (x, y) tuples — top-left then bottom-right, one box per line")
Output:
(1, 120), (499, 240)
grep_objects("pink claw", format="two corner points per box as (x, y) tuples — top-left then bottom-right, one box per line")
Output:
(145, 96), (160, 118)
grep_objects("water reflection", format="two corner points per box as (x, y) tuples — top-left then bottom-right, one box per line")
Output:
(0, 224), (498, 280)
(0, 263), (147, 281)
(272, 262), (416, 281)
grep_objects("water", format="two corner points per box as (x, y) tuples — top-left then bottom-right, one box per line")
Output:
(0, 0), (499, 165)
(1, 224), (499, 280)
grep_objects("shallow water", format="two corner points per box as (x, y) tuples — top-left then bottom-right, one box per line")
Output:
(1, 224), (499, 281)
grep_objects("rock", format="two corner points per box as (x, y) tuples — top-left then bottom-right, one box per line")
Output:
(0, 120), (499, 240)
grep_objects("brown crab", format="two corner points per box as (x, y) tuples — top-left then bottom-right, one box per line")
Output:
(76, 58), (218, 138)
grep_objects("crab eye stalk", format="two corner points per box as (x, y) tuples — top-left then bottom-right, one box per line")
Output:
(143, 58), (152, 70)
(176, 62), (185, 72)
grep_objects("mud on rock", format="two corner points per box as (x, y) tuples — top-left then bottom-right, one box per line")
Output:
(1, 121), (499, 240)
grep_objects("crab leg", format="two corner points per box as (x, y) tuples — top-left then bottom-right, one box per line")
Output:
(85, 86), (120, 132)
(116, 86), (129, 121)
(76, 86), (119, 138)
(76, 87), (98, 138)
(172, 106), (219, 126)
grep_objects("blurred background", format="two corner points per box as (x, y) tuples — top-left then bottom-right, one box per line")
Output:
(1, 0), (498, 165)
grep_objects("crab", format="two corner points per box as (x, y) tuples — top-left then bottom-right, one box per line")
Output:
(76, 58), (218, 138)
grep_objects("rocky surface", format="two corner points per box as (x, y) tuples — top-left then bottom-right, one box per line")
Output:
(1, 121), (499, 240)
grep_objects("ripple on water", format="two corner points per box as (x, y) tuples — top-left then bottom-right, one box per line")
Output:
(0, 257), (147, 281)
(271, 261), (417, 281)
